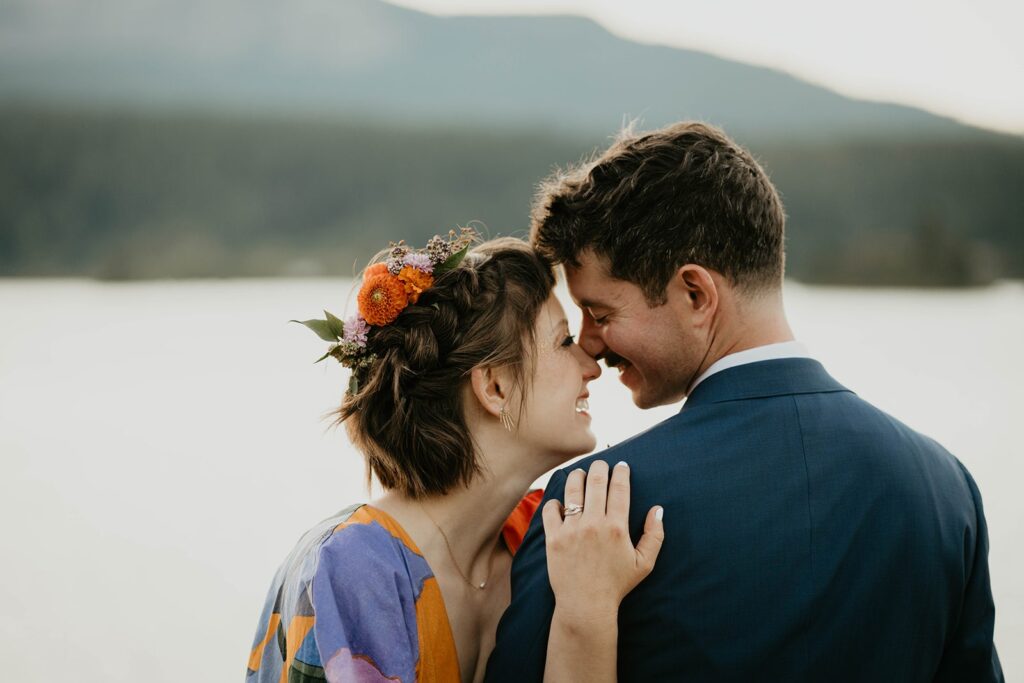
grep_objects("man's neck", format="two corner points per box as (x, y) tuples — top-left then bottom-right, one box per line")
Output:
(695, 289), (795, 385)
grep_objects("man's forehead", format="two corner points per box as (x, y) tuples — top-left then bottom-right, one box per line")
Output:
(569, 248), (611, 272)
(565, 249), (608, 279)
(565, 256), (623, 308)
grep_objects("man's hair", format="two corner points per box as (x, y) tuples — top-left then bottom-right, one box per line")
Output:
(338, 237), (555, 499)
(531, 121), (785, 303)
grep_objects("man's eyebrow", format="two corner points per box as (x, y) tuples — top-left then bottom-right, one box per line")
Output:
(578, 298), (609, 309)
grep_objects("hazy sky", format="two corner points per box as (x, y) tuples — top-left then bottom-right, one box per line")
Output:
(389, 0), (1023, 136)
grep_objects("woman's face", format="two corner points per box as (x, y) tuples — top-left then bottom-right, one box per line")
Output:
(515, 294), (601, 459)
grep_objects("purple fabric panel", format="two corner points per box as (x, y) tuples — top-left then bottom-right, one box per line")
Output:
(324, 648), (403, 682)
(311, 520), (435, 682)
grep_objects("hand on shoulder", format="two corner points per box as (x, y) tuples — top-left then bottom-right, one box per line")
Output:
(542, 460), (665, 618)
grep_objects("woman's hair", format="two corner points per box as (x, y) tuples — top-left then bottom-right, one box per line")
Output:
(337, 237), (556, 499)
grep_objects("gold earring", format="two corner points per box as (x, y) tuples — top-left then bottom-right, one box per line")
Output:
(499, 406), (515, 431)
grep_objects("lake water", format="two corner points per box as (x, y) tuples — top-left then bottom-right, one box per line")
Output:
(0, 278), (1021, 681)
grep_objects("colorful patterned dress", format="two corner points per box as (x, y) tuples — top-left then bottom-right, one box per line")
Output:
(246, 492), (542, 683)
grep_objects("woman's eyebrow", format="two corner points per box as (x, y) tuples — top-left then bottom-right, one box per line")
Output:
(550, 317), (569, 333)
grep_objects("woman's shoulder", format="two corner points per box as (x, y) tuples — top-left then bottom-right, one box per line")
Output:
(248, 503), (437, 682)
(263, 489), (544, 594)
(260, 503), (369, 593)
(314, 504), (433, 580)
(309, 505), (452, 681)
(247, 503), (367, 681)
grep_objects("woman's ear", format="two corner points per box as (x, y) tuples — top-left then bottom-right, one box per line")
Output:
(469, 366), (507, 419)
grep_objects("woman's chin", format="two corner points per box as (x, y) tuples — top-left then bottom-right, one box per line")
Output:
(575, 430), (597, 456)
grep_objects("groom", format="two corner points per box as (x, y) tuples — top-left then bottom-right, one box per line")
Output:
(485, 122), (1002, 681)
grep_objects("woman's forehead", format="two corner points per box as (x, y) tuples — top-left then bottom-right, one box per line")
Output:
(537, 296), (567, 333)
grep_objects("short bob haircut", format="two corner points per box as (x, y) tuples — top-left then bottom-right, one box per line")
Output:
(338, 237), (555, 499)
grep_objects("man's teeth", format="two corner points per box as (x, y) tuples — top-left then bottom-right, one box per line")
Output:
(575, 398), (590, 414)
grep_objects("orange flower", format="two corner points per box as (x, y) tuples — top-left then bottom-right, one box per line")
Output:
(363, 262), (388, 279)
(397, 266), (435, 304)
(358, 273), (408, 325)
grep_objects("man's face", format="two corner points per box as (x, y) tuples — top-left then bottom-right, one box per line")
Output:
(565, 250), (707, 409)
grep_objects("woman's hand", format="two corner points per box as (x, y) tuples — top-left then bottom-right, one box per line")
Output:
(542, 460), (664, 619)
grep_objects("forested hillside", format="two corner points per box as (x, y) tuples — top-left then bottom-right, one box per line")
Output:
(2, 106), (1020, 285)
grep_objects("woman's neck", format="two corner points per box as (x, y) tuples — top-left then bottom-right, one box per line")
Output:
(372, 430), (557, 584)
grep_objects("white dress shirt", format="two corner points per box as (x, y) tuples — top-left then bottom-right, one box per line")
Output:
(690, 340), (812, 392)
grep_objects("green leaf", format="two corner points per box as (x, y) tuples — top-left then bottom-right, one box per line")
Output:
(348, 375), (359, 394)
(290, 318), (338, 342)
(314, 350), (331, 364)
(324, 310), (345, 338)
(434, 244), (469, 275)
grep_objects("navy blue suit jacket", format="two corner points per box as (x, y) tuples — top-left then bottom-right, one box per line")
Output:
(486, 359), (1002, 682)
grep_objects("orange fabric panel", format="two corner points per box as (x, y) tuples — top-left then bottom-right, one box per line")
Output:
(247, 612), (281, 673)
(501, 489), (544, 556)
(414, 576), (462, 682)
(337, 505), (422, 556)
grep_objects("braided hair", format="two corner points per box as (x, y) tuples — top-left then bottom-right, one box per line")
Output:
(338, 237), (556, 498)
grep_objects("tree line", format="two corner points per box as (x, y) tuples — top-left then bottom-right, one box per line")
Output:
(2, 105), (1020, 286)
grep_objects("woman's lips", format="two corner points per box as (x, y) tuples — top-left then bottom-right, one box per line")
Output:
(574, 397), (590, 415)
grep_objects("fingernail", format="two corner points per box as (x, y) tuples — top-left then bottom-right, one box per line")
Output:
(655, 507), (664, 521)
(615, 461), (628, 469)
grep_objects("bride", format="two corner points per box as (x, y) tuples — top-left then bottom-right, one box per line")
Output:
(246, 232), (664, 682)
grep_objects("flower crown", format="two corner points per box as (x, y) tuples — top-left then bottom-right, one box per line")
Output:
(292, 227), (476, 392)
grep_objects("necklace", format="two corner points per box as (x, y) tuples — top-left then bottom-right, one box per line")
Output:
(420, 504), (495, 590)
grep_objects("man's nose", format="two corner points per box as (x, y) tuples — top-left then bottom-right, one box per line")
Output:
(578, 315), (606, 360)
(570, 338), (602, 381)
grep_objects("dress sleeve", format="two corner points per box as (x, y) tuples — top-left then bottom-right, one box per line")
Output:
(485, 470), (567, 682)
(311, 524), (423, 683)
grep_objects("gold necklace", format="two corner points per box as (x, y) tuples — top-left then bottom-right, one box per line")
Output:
(420, 504), (496, 590)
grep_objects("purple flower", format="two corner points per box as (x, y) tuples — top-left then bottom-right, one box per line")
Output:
(402, 252), (434, 274)
(342, 315), (369, 347)
(426, 235), (451, 264)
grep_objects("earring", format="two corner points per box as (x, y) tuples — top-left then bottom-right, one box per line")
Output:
(499, 406), (515, 431)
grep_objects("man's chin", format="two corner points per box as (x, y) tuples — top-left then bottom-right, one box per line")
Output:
(628, 380), (686, 410)
(630, 388), (662, 410)
(618, 364), (680, 408)
(625, 378), (656, 409)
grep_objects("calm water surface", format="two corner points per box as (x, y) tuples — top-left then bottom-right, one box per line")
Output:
(0, 278), (1021, 681)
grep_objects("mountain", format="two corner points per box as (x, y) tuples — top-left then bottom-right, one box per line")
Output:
(0, 0), (996, 139)
(2, 1), (1019, 285)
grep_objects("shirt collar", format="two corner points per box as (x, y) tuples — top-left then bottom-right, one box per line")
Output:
(690, 341), (812, 393)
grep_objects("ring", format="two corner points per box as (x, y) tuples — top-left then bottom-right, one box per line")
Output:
(563, 503), (584, 517)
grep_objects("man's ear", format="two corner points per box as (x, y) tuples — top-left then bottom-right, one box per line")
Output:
(469, 365), (508, 419)
(674, 264), (719, 322)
